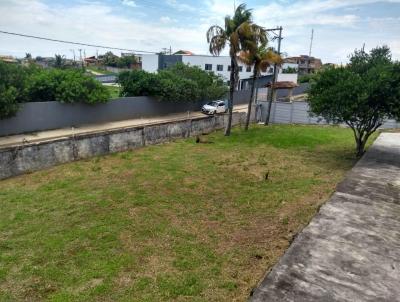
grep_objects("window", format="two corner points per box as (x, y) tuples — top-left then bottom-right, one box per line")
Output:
(227, 65), (231, 71)
(238, 66), (243, 72)
(205, 64), (212, 71)
(246, 66), (251, 72)
(217, 64), (223, 71)
(268, 67), (274, 73)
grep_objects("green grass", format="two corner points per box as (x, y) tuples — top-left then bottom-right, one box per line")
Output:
(105, 85), (121, 99)
(86, 66), (115, 75)
(0, 125), (375, 301)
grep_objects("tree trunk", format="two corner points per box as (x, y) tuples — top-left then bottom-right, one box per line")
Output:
(225, 57), (235, 136)
(356, 137), (367, 158)
(245, 67), (258, 131)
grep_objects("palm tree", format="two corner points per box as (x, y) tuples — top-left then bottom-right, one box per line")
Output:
(54, 54), (66, 69)
(239, 46), (282, 130)
(207, 4), (263, 136)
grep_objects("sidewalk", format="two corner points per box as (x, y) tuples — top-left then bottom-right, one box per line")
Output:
(0, 105), (247, 149)
(251, 133), (400, 302)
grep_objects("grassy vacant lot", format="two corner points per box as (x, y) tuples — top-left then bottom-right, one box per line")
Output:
(0, 125), (368, 301)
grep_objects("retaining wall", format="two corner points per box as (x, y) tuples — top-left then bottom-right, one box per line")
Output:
(0, 112), (246, 180)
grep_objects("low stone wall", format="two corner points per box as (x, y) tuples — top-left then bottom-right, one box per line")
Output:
(0, 112), (246, 180)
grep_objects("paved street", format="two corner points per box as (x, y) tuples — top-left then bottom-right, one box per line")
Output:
(251, 133), (400, 302)
(0, 105), (247, 149)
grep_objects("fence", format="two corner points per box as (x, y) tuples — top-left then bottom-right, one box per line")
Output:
(95, 74), (117, 83)
(257, 100), (400, 129)
(0, 92), (250, 137)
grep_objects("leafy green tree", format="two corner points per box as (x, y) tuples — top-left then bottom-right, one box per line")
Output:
(308, 46), (400, 157)
(165, 63), (227, 100)
(299, 73), (316, 83)
(117, 55), (137, 69)
(0, 61), (110, 119)
(0, 86), (18, 119)
(102, 51), (119, 67)
(158, 70), (199, 102)
(118, 64), (228, 102)
(0, 61), (29, 118)
(207, 3), (265, 136)
(118, 70), (160, 97)
(239, 46), (281, 130)
(27, 69), (109, 104)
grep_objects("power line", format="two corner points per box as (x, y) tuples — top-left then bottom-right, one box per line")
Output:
(0, 30), (157, 54)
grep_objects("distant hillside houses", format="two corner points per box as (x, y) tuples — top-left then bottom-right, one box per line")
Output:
(284, 55), (323, 74)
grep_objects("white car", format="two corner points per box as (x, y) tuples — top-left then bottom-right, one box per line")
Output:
(201, 100), (227, 115)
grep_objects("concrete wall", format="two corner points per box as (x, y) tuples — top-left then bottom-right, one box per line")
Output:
(277, 73), (298, 83)
(0, 93), (250, 137)
(140, 54), (160, 73)
(0, 112), (247, 180)
(257, 100), (400, 129)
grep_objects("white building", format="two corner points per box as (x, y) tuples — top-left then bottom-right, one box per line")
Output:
(139, 53), (275, 82)
(141, 51), (298, 90)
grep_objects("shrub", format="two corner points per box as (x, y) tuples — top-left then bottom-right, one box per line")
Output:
(118, 63), (228, 102)
(118, 70), (160, 97)
(164, 63), (228, 101)
(0, 61), (110, 119)
(0, 62), (30, 119)
(26, 69), (109, 104)
(158, 70), (199, 102)
(0, 85), (19, 119)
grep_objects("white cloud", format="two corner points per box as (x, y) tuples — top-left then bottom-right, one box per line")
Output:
(166, 0), (196, 12)
(121, 0), (137, 8)
(160, 16), (177, 24)
(0, 0), (206, 57)
(0, 0), (399, 63)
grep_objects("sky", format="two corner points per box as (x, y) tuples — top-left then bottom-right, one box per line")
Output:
(0, 0), (399, 63)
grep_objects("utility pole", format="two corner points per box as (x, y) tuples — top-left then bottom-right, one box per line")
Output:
(265, 26), (283, 125)
(307, 29), (314, 74)
(70, 49), (76, 64)
(78, 48), (84, 69)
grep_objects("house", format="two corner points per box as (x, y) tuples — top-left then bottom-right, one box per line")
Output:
(84, 56), (102, 66)
(284, 55), (322, 74)
(139, 52), (275, 83)
(0, 55), (18, 64)
(173, 50), (194, 55)
(239, 70), (298, 91)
